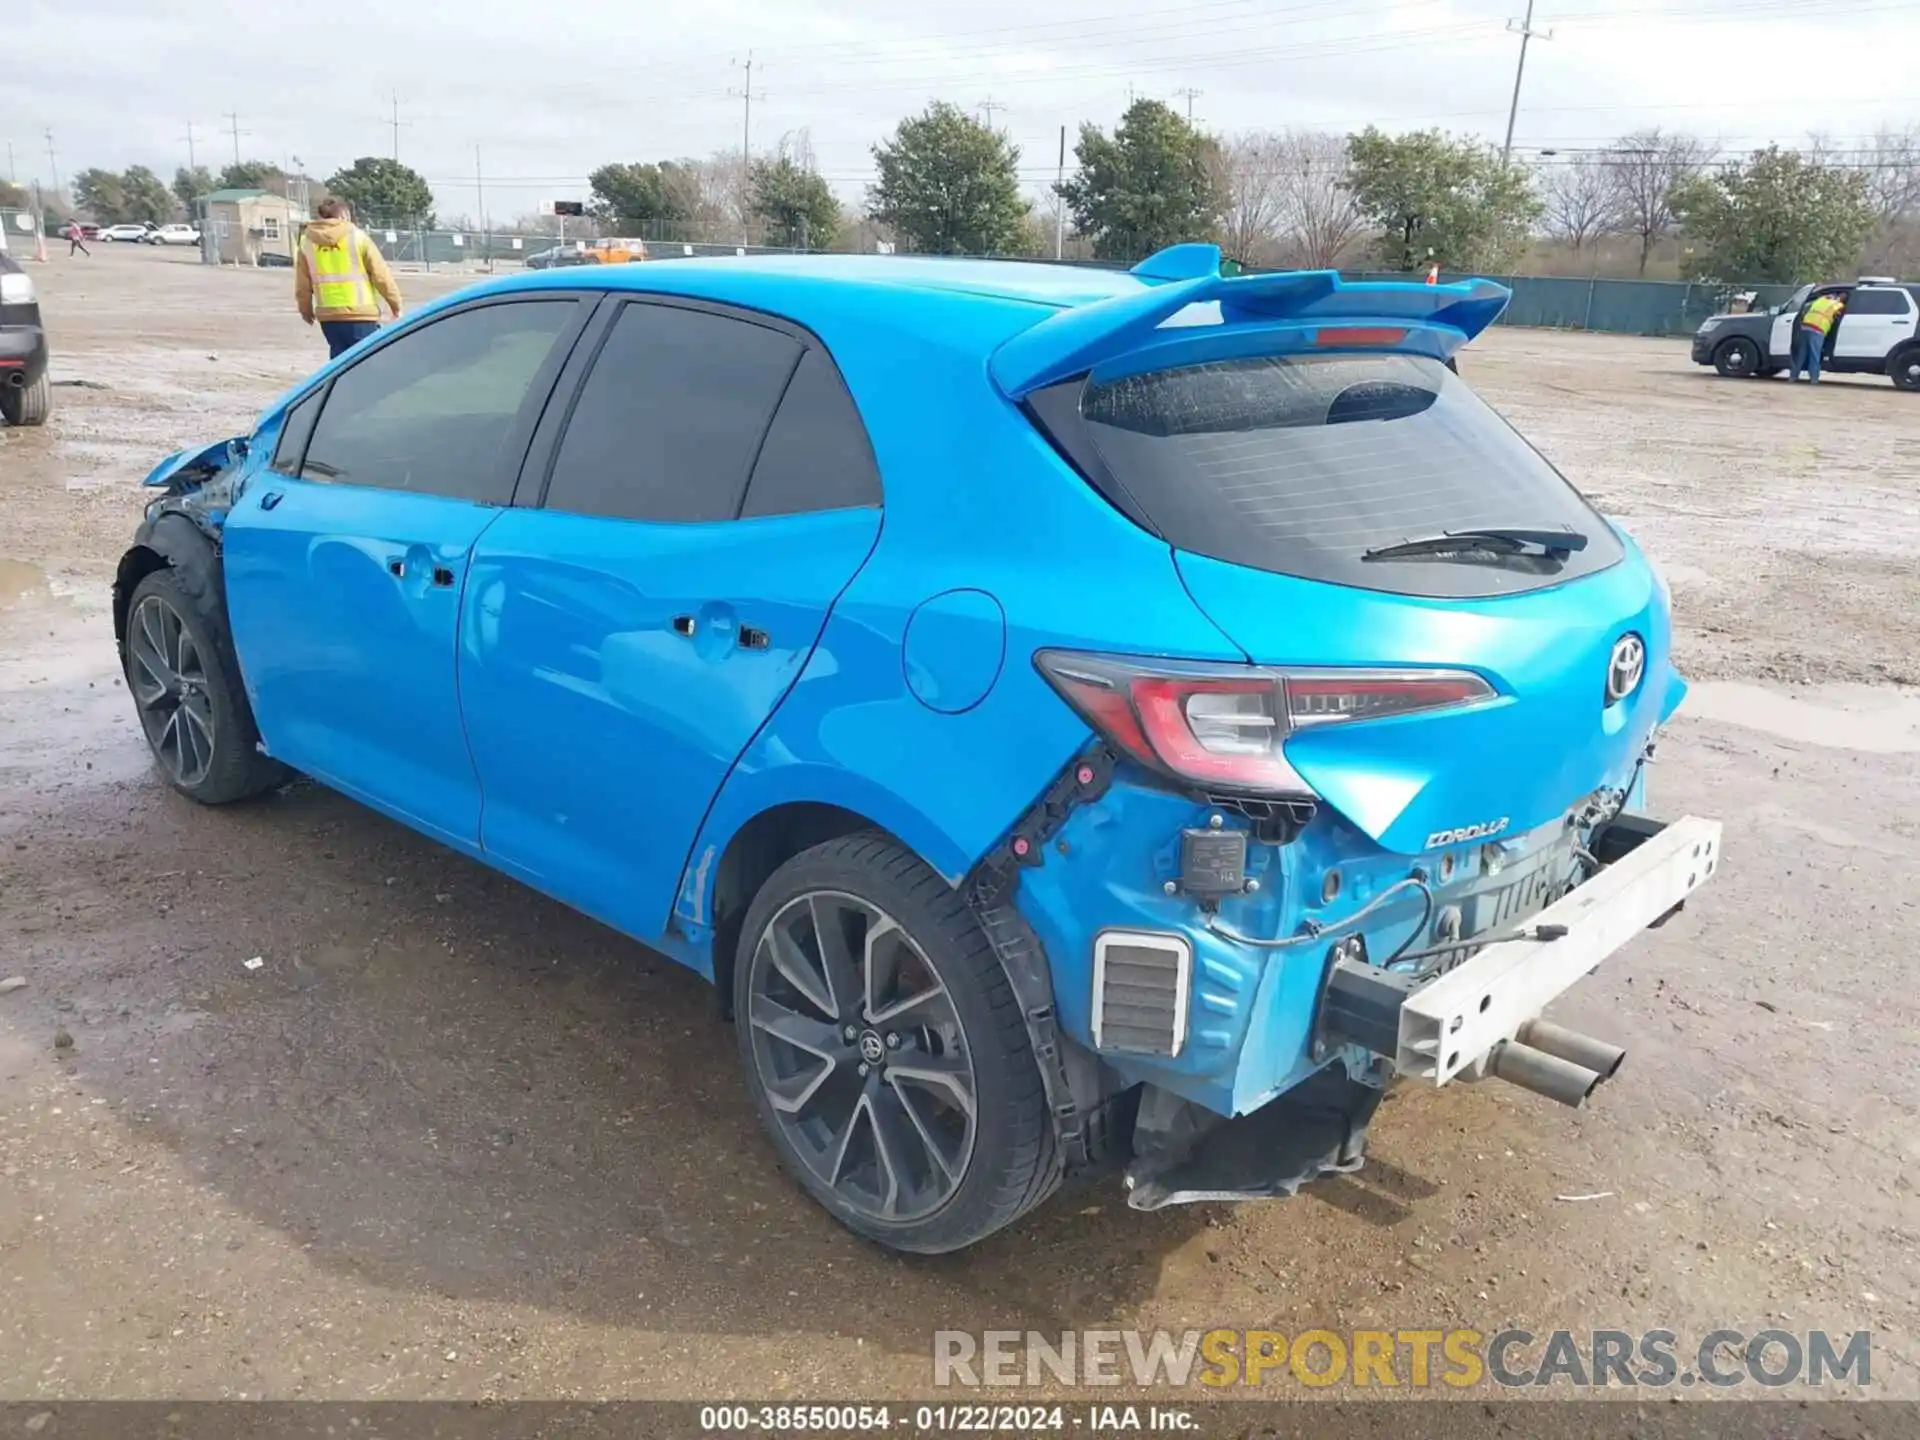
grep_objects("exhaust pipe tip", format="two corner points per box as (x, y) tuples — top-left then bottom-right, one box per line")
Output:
(1517, 1019), (1626, 1082)
(3, 371), (24, 389)
(1490, 1039), (1603, 1108)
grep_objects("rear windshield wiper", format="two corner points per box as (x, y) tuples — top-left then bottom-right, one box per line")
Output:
(1362, 525), (1590, 563)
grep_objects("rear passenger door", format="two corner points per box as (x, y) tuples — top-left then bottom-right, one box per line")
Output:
(1832, 286), (1916, 365)
(459, 297), (884, 946)
(223, 295), (589, 845)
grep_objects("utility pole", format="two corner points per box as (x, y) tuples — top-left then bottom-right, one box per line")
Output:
(6, 140), (15, 184)
(978, 97), (1007, 130)
(182, 121), (199, 172)
(1174, 87), (1203, 125)
(44, 129), (59, 201)
(1501, 0), (1553, 165)
(1054, 124), (1066, 261)
(224, 112), (248, 168)
(476, 145), (491, 269)
(729, 51), (763, 247)
(389, 91), (407, 161)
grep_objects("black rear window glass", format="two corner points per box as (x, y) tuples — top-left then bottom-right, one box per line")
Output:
(1072, 352), (1621, 598)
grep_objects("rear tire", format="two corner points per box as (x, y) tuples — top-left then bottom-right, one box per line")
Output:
(121, 566), (287, 804)
(733, 832), (1059, 1254)
(1713, 337), (1760, 378)
(1890, 345), (1920, 392)
(0, 374), (50, 427)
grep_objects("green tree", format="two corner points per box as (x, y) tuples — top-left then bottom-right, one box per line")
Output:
(1057, 100), (1226, 261)
(173, 165), (215, 209)
(119, 166), (175, 224)
(750, 154), (840, 249)
(324, 156), (436, 228)
(868, 102), (1027, 255)
(0, 181), (27, 210)
(586, 161), (692, 235)
(73, 167), (130, 223)
(218, 160), (283, 191)
(1343, 127), (1540, 272)
(1672, 146), (1878, 283)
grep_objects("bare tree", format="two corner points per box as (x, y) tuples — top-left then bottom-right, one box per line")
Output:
(1860, 123), (1920, 225)
(1605, 128), (1713, 275)
(1213, 132), (1290, 264)
(1541, 154), (1619, 258)
(1270, 130), (1364, 268)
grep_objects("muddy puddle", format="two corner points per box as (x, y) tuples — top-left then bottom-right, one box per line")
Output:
(1684, 679), (1920, 753)
(0, 558), (51, 609)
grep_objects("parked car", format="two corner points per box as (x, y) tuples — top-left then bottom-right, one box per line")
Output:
(1692, 278), (1920, 390)
(100, 222), (159, 243)
(147, 223), (201, 246)
(113, 247), (1720, 1253)
(0, 249), (51, 426)
(581, 237), (648, 264)
(524, 244), (585, 270)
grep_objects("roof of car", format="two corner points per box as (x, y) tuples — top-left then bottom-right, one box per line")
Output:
(516, 253), (1149, 310)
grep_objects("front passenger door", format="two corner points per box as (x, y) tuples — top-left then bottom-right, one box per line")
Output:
(224, 297), (588, 846)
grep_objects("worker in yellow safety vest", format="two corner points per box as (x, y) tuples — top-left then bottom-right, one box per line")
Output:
(1791, 291), (1845, 384)
(295, 199), (403, 359)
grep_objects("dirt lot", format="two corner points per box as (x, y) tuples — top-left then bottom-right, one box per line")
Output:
(2, 246), (1918, 1406)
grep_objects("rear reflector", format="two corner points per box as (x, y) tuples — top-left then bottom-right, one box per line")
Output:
(1092, 931), (1191, 1057)
(1037, 651), (1493, 797)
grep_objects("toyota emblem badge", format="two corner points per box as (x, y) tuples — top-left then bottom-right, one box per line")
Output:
(1607, 633), (1646, 704)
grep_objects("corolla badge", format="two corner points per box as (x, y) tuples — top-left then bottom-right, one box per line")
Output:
(1425, 817), (1510, 849)
(1607, 633), (1647, 704)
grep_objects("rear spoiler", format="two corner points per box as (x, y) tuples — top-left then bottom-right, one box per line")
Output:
(989, 244), (1511, 399)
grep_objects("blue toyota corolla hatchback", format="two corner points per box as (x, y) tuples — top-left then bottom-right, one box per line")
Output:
(115, 244), (1719, 1253)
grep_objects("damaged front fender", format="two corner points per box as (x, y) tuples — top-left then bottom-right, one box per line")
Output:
(141, 434), (248, 492)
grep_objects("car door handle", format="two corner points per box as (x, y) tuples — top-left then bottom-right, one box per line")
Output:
(671, 614), (696, 638)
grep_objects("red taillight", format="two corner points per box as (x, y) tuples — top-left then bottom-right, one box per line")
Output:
(1313, 326), (1409, 348)
(1036, 653), (1493, 796)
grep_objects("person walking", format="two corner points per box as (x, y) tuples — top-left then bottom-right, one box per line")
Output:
(295, 200), (403, 359)
(1791, 291), (1845, 384)
(66, 221), (90, 257)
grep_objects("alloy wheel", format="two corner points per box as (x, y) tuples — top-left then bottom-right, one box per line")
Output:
(745, 891), (978, 1224)
(128, 594), (217, 788)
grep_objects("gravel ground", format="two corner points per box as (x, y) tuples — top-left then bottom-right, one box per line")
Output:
(2, 247), (1917, 1408)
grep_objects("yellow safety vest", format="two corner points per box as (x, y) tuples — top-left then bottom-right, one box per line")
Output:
(302, 228), (373, 314)
(1802, 296), (1842, 334)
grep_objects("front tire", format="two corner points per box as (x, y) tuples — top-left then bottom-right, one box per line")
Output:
(733, 833), (1059, 1253)
(1713, 337), (1761, 378)
(1890, 345), (1920, 392)
(121, 567), (286, 804)
(0, 373), (50, 427)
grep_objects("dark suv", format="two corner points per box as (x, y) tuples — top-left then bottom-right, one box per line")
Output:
(0, 249), (51, 426)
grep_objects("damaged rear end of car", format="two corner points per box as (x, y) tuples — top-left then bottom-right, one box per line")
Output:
(974, 254), (1721, 1210)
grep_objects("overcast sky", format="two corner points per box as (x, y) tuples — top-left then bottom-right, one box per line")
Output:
(5, 0), (1917, 222)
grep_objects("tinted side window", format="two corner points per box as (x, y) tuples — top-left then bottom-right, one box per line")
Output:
(271, 390), (323, 475)
(302, 300), (577, 503)
(543, 302), (802, 523)
(742, 351), (882, 518)
(1846, 288), (1909, 316)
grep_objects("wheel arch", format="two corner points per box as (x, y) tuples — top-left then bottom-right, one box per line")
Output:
(113, 513), (221, 655)
(704, 799), (911, 1018)
(1889, 339), (1920, 390)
